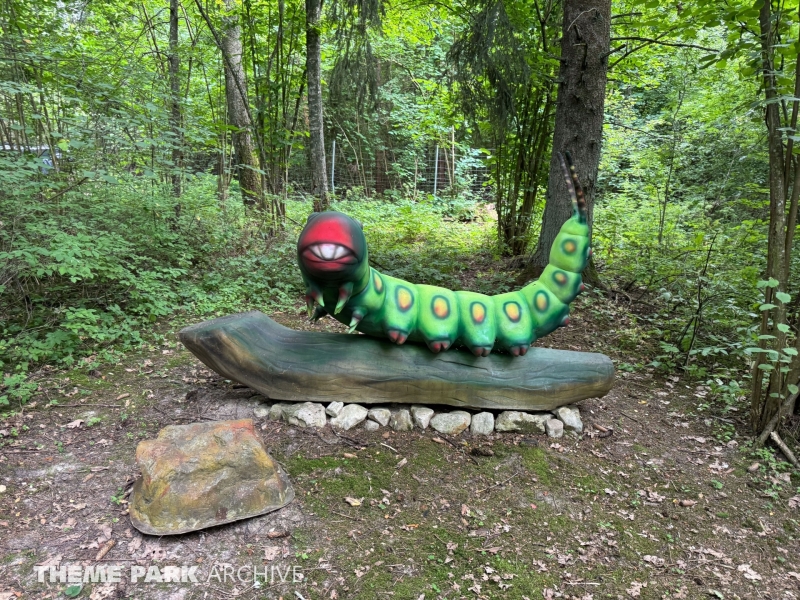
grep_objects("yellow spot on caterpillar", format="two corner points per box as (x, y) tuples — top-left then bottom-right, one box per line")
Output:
(471, 302), (486, 324)
(373, 273), (384, 293)
(563, 240), (577, 254)
(554, 271), (568, 285)
(535, 291), (549, 312)
(432, 296), (450, 319)
(397, 287), (413, 311)
(504, 301), (521, 323)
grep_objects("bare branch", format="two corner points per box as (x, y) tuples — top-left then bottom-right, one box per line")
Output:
(610, 36), (719, 53)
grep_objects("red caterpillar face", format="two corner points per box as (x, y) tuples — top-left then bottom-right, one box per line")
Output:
(297, 212), (367, 279)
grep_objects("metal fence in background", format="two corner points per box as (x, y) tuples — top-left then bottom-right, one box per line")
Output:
(284, 140), (494, 201)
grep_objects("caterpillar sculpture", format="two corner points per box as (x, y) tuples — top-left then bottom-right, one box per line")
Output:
(297, 152), (590, 357)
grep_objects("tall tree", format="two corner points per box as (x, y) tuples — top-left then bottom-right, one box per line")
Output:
(168, 0), (183, 205)
(306, 0), (328, 211)
(219, 0), (263, 208)
(528, 0), (610, 272)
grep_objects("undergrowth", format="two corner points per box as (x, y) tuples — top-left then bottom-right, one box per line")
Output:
(0, 174), (495, 406)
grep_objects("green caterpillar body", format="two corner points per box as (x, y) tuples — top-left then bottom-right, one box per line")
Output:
(297, 152), (590, 357)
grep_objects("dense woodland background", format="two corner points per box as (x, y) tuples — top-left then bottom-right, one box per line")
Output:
(1, 0), (799, 447)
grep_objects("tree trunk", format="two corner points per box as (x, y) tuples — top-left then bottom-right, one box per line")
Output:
(306, 0), (328, 211)
(750, 0), (789, 433)
(528, 0), (610, 272)
(168, 0), (183, 207)
(220, 0), (263, 208)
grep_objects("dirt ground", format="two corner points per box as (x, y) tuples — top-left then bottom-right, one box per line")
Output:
(1, 297), (799, 600)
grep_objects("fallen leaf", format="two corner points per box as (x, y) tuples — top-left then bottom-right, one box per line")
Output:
(65, 420), (84, 429)
(96, 539), (115, 561)
(679, 499), (697, 507)
(264, 546), (280, 561)
(788, 495), (800, 509)
(141, 543), (166, 561)
(266, 529), (289, 539)
(343, 453), (357, 459)
(626, 580), (646, 597)
(747, 462), (760, 473)
(115, 393), (130, 401)
(737, 563), (762, 581)
(344, 497), (363, 507)
(354, 565), (369, 578)
(432, 437), (446, 444)
(89, 584), (116, 600)
(396, 457), (407, 469)
(643, 554), (664, 567)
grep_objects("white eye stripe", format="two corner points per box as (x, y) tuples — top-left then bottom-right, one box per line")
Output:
(309, 243), (352, 260)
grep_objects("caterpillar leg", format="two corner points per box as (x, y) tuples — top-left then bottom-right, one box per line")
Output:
(492, 291), (534, 354)
(310, 305), (327, 322)
(379, 275), (419, 346)
(415, 285), (459, 353)
(455, 291), (495, 356)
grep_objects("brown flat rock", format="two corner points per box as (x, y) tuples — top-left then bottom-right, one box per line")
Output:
(130, 419), (293, 535)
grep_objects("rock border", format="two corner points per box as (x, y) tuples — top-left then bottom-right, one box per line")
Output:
(254, 397), (584, 439)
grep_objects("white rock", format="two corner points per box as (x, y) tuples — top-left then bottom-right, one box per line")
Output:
(410, 405), (434, 430)
(545, 418), (564, 439)
(326, 401), (344, 417)
(553, 405), (583, 433)
(430, 411), (471, 435)
(390, 409), (414, 432)
(330, 404), (368, 430)
(283, 402), (327, 428)
(470, 412), (494, 436)
(495, 411), (549, 433)
(368, 408), (391, 427)
(253, 405), (270, 419)
(268, 402), (292, 421)
(363, 420), (380, 432)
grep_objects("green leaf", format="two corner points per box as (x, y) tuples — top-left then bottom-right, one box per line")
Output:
(759, 303), (777, 311)
(784, 347), (798, 356)
(789, 384), (799, 395)
(64, 584), (83, 598)
(757, 278), (780, 289)
(757, 334), (776, 340)
(778, 323), (791, 333)
(776, 291), (791, 303)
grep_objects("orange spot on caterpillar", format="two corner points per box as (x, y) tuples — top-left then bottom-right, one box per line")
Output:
(470, 302), (486, 324)
(534, 291), (549, 312)
(504, 301), (521, 323)
(432, 296), (450, 319)
(553, 271), (568, 286)
(397, 287), (413, 312)
(562, 240), (577, 254)
(373, 273), (384, 293)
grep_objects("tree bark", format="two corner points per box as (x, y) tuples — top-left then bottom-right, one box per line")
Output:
(750, 0), (789, 433)
(528, 0), (610, 272)
(168, 0), (183, 206)
(306, 0), (328, 211)
(220, 0), (263, 208)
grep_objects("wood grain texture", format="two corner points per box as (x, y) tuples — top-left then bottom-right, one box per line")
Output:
(179, 311), (614, 411)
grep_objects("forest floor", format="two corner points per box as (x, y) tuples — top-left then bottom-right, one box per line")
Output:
(1, 294), (799, 600)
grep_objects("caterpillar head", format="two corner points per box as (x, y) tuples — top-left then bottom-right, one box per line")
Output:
(297, 211), (368, 282)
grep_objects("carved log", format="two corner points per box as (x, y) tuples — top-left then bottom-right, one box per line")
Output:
(179, 311), (614, 411)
